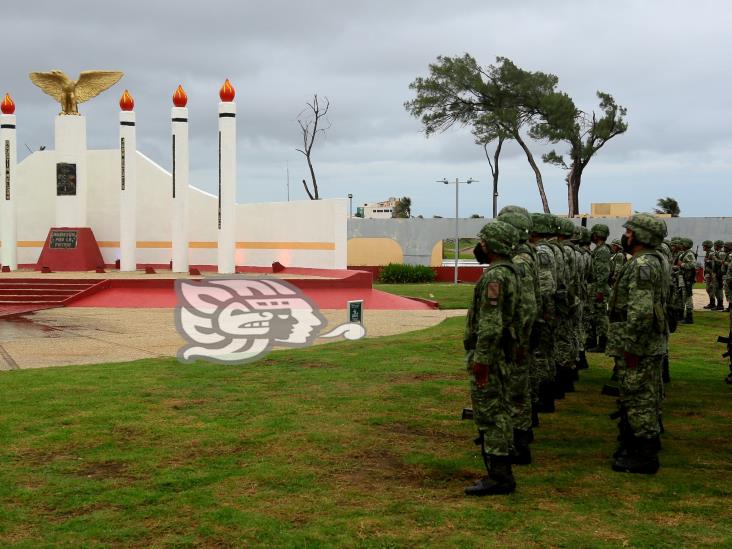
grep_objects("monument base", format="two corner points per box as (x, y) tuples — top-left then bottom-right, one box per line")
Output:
(36, 227), (105, 272)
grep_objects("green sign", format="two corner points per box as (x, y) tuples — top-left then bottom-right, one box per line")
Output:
(50, 230), (78, 249)
(348, 300), (363, 324)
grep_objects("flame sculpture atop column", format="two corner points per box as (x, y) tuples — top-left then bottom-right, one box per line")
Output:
(119, 90), (134, 111)
(1, 93), (15, 114)
(173, 85), (188, 108)
(219, 79), (235, 102)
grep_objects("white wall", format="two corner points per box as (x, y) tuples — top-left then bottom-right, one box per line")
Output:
(13, 150), (347, 269)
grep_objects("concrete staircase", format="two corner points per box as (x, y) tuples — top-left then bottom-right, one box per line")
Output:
(0, 279), (108, 318)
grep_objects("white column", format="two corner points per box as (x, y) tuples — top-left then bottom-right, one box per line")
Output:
(217, 98), (236, 274)
(172, 106), (189, 272)
(1, 107), (17, 270)
(119, 108), (137, 271)
(54, 115), (88, 227)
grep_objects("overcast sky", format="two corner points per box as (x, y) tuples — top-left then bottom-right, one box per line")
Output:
(4, 0), (731, 217)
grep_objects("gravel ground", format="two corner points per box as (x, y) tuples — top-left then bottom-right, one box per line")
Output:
(0, 307), (466, 370)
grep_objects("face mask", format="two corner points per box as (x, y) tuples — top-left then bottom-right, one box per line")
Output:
(621, 234), (633, 254)
(473, 243), (489, 264)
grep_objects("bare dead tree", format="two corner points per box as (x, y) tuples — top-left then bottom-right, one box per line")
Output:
(296, 94), (330, 200)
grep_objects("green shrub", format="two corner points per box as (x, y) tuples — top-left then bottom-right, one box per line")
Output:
(377, 263), (436, 284)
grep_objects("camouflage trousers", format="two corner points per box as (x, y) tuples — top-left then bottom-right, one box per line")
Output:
(507, 336), (532, 431)
(592, 300), (609, 339)
(556, 316), (577, 368)
(532, 319), (556, 399)
(705, 271), (714, 299)
(466, 351), (513, 456)
(684, 282), (694, 314)
(615, 353), (663, 438)
(713, 273), (725, 305)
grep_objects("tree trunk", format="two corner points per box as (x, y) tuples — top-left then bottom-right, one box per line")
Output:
(514, 133), (550, 213)
(566, 164), (582, 217)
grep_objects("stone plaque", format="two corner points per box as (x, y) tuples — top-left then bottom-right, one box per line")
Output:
(50, 229), (78, 249)
(348, 300), (364, 324)
(56, 162), (77, 196)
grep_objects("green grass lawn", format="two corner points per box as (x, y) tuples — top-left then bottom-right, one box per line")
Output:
(374, 282), (474, 309)
(1, 313), (731, 547)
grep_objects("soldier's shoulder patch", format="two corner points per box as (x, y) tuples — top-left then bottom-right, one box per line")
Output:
(539, 252), (551, 266)
(639, 265), (651, 282)
(486, 282), (500, 299)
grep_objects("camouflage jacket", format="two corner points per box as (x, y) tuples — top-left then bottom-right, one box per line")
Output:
(512, 243), (540, 337)
(559, 240), (579, 311)
(592, 243), (612, 296)
(704, 250), (716, 275)
(464, 259), (519, 365)
(547, 239), (568, 314)
(607, 249), (670, 357)
(535, 240), (558, 321)
(610, 251), (627, 285)
(714, 250), (727, 276)
(678, 249), (697, 285)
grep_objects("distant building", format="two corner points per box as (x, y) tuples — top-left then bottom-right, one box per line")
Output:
(360, 197), (397, 219)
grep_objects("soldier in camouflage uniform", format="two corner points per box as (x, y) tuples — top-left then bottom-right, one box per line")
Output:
(724, 242), (732, 312)
(702, 240), (716, 309)
(588, 224), (612, 354)
(575, 227), (593, 370)
(529, 213), (560, 413)
(677, 238), (697, 324)
(669, 238), (686, 322)
(463, 220), (522, 496)
(609, 239), (627, 286)
(607, 213), (669, 474)
(713, 240), (727, 310)
(496, 206), (540, 463)
(555, 218), (579, 393)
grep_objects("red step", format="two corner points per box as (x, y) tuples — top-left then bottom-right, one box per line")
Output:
(0, 278), (109, 317)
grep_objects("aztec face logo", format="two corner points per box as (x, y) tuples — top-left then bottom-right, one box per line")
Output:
(175, 278), (365, 364)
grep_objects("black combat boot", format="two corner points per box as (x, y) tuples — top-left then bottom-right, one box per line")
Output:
(577, 350), (589, 370)
(662, 355), (671, 384)
(684, 310), (694, 324)
(715, 303), (725, 311)
(511, 429), (532, 465)
(704, 297), (716, 310)
(612, 436), (660, 474)
(465, 454), (516, 496)
(553, 368), (566, 400)
(560, 367), (576, 393)
(536, 381), (555, 413)
(531, 405), (540, 427)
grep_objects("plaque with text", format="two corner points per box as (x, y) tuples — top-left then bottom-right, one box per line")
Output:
(348, 300), (364, 324)
(49, 230), (78, 249)
(56, 163), (77, 196)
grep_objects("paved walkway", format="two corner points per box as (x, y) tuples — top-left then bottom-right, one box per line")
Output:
(0, 307), (466, 370)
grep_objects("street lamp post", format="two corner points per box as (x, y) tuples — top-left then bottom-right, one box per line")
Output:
(348, 193), (353, 218)
(438, 177), (477, 285)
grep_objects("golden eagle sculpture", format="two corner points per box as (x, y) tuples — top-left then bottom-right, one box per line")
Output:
(29, 70), (124, 115)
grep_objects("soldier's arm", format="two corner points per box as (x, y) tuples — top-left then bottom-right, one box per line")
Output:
(624, 258), (658, 355)
(474, 269), (509, 365)
(593, 246), (612, 297)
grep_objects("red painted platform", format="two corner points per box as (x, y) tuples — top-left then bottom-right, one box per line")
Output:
(0, 267), (436, 312)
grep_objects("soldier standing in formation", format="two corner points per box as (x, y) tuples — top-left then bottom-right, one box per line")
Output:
(713, 240), (727, 311)
(724, 242), (732, 311)
(677, 239), (697, 324)
(588, 224), (612, 354)
(702, 240), (716, 309)
(607, 214), (669, 474)
(464, 221), (522, 495)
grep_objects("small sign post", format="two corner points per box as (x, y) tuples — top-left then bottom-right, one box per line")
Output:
(347, 300), (364, 324)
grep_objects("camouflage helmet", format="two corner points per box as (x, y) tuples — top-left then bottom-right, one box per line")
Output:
(683, 238), (694, 249)
(497, 209), (532, 242)
(530, 213), (558, 235)
(498, 205), (530, 217)
(557, 218), (575, 237)
(590, 223), (610, 239)
(478, 220), (520, 256)
(714, 239), (724, 247)
(725, 242), (732, 250)
(570, 224), (582, 242)
(579, 226), (592, 245)
(623, 213), (667, 248)
(611, 238), (622, 247)
(702, 240), (713, 248)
